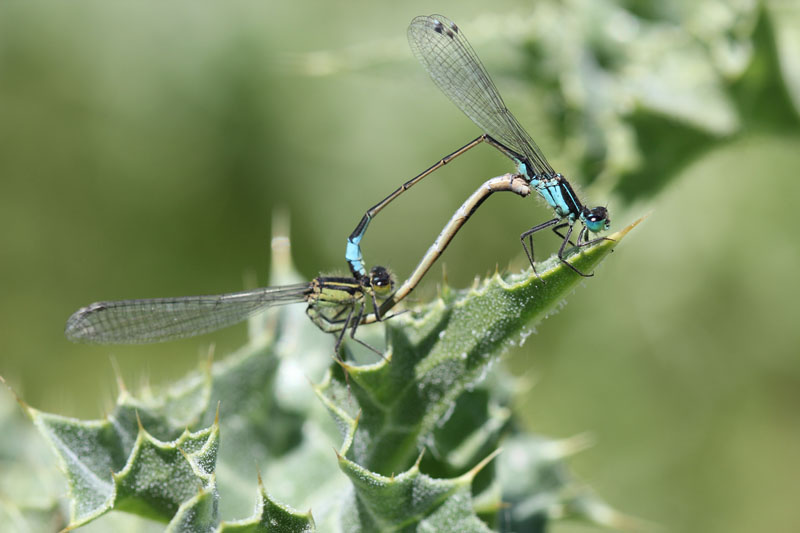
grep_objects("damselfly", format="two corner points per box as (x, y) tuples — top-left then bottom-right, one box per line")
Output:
(66, 174), (532, 348)
(65, 266), (394, 357)
(346, 14), (610, 280)
(65, 17), (559, 354)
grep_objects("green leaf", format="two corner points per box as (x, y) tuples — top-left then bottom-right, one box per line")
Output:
(113, 418), (219, 521)
(495, 433), (639, 531)
(729, 3), (800, 131)
(0, 380), (67, 531)
(337, 444), (497, 533)
(28, 405), (219, 527)
(314, 221), (638, 530)
(769, 0), (800, 113)
(316, 221), (633, 476)
(219, 478), (315, 533)
(167, 484), (219, 533)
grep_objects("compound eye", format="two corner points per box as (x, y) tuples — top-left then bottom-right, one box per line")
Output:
(587, 206), (609, 223)
(583, 206), (610, 233)
(369, 266), (393, 288)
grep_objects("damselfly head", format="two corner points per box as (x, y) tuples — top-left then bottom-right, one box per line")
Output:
(368, 266), (395, 298)
(583, 206), (610, 233)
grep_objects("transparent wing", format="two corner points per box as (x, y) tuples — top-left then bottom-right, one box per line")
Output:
(65, 283), (312, 344)
(408, 14), (554, 177)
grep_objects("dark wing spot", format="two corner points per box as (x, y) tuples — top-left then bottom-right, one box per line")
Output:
(446, 30), (455, 39)
(433, 21), (443, 34)
(451, 22), (459, 33)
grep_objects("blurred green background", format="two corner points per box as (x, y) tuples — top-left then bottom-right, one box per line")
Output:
(1, 1), (798, 532)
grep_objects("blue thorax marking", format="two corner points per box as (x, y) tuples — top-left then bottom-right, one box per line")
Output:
(532, 174), (582, 218)
(518, 160), (575, 216)
(537, 180), (567, 215)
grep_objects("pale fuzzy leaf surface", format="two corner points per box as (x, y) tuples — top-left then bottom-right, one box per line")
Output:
(28, 406), (220, 528)
(112, 423), (219, 521)
(218, 481), (315, 532)
(166, 485), (219, 533)
(0, 384), (67, 531)
(338, 459), (493, 533)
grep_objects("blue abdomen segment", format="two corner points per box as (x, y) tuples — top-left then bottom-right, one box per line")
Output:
(517, 161), (540, 187)
(346, 220), (369, 278)
(346, 240), (365, 277)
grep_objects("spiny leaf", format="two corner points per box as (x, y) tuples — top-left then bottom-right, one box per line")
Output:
(25, 232), (340, 529)
(25, 218), (639, 531)
(316, 221), (637, 477)
(28, 402), (220, 528)
(334, 415), (498, 533)
(315, 221), (639, 531)
(219, 478), (315, 533)
(112, 418), (218, 522)
(166, 484), (219, 533)
(30, 409), (127, 525)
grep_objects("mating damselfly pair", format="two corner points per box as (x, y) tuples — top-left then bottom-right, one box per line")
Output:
(66, 15), (610, 356)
